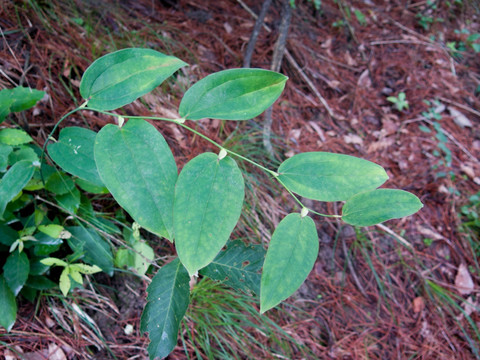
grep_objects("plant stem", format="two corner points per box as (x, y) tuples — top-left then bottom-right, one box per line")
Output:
(76, 108), (339, 218)
(40, 104), (86, 183)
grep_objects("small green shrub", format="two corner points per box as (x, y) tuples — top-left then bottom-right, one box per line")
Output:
(1, 48), (423, 359)
(0, 87), (118, 331)
(387, 92), (409, 112)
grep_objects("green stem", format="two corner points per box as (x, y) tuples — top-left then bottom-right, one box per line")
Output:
(40, 104), (86, 184)
(275, 177), (340, 218)
(76, 108), (340, 218)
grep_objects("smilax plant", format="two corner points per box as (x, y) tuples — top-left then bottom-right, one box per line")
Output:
(12, 48), (423, 358)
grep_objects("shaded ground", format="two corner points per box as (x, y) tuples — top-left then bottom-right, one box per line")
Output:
(1, 0), (479, 359)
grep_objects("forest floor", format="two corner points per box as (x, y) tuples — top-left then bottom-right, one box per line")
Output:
(1, 0), (480, 359)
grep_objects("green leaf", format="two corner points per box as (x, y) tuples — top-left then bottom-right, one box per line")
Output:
(0, 225), (18, 246)
(277, 152), (389, 201)
(3, 250), (30, 296)
(38, 224), (64, 239)
(59, 268), (71, 296)
(174, 153), (244, 276)
(8, 146), (39, 164)
(95, 119), (177, 240)
(40, 257), (68, 267)
(0, 160), (35, 218)
(45, 172), (75, 195)
(467, 33), (480, 42)
(260, 213), (318, 313)
(26, 275), (57, 290)
(133, 241), (154, 277)
(140, 258), (190, 359)
(471, 43), (480, 53)
(75, 178), (108, 194)
(9, 87), (45, 112)
(0, 128), (33, 146)
(56, 186), (81, 214)
(0, 275), (17, 331)
(342, 189), (423, 226)
(0, 87), (44, 123)
(29, 259), (50, 275)
(0, 144), (13, 172)
(80, 48), (187, 110)
(69, 263), (102, 275)
(20, 286), (37, 302)
(0, 91), (14, 123)
(199, 240), (265, 295)
(66, 226), (114, 276)
(36, 233), (63, 246)
(115, 249), (133, 269)
(69, 270), (83, 284)
(179, 68), (287, 120)
(48, 127), (104, 186)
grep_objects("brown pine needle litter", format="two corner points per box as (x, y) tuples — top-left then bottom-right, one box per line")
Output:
(1, 0), (479, 359)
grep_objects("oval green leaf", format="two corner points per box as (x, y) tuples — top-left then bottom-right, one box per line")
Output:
(0, 160), (35, 219)
(0, 87), (44, 123)
(174, 153), (245, 276)
(0, 144), (13, 172)
(48, 127), (104, 187)
(45, 172), (75, 195)
(342, 189), (423, 226)
(140, 258), (190, 359)
(66, 226), (114, 276)
(3, 250), (30, 296)
(178, 68), (287, 120)
(80, 48), (187, 110)
(95, 119), (177, 240)
(56, 186), (81, 214)
(260, 213), (318, 313)
(9, 87), (45, 112)
(0, 275), (17, 332)
(0, 128), (33, 146)
(277, 152), (389, 201)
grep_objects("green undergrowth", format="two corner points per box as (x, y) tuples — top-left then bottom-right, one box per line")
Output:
(182, 277), (316, 359)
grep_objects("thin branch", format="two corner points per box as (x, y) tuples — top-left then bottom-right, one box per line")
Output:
(375, 223), (412, 249)
(237, 0), (337, 119)
(263, 0), (292, 157)
(243, 0), (272, 68)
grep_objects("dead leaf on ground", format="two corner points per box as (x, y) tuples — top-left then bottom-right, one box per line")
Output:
(368, 137), (394, 152)
(344, 134), (363, 145)
(23, 343), (66, 360)
(357, 69), (371, 88)
(413, 296), (425, 313)
(449, 107), (472, 128)
(307, 121), (326, 142)
(455, 263), (474, 295)
(460, 164), (476, 179)
(417, 225), (445, 240)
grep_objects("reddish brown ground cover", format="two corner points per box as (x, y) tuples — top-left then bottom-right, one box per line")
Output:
(1, 0), (479, 359)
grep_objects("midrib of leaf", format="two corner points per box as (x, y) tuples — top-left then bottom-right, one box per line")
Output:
(187, 78), (285, 116)
(89, 56), (178, 97)
(211, 260), (257, 275)
(151, 261), (181, 342)
(344, 201), (417, 216)
(119, 128), (171, 237)
(264, 217), (306, 304)
(82, 228), (111, 260)
(192, 160), (219, 256)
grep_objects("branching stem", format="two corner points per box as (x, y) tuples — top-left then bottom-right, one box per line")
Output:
(66, 108), (339, 219)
